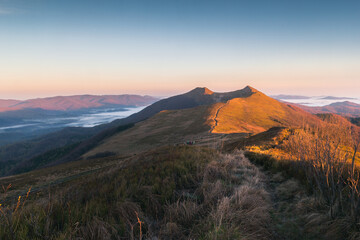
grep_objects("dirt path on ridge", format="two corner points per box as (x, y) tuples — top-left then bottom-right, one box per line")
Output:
(210, 101), (229, 133)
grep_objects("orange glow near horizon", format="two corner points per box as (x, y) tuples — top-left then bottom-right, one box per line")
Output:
(1, 70), (359, 100)
(1, 45), (359, 99)
(1, 0), (359, 100)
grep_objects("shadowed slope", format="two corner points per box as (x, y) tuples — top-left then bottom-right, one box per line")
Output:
(84, 105), (213, 157)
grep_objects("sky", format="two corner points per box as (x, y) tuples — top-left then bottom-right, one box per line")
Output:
(0, 0), (359, 99)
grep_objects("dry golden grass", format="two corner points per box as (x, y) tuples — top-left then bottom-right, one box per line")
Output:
(211, 92), (320, 134)
(240, 122), (360, 239)
(84, 90), (320, 160)
(200, 152), (272, 240)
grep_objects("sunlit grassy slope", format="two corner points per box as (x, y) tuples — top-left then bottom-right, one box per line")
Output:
(84, 88), (321, 159)
(211, 91), (320, 134)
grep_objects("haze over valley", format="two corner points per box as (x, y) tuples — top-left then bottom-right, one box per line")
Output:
(273, 95), (360, 107)
(0, 95), (156, 146)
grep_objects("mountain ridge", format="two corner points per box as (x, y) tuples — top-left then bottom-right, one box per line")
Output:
(0, 94), (157, 112)
(0, 85), (340, 176)
(108, 85), (258, 127)
(295, 101), (360, 117)
(0, 86), (260, 175)
(83, 86), (322, 159)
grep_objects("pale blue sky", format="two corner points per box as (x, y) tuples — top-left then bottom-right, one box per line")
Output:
(0, 0), (359, 99)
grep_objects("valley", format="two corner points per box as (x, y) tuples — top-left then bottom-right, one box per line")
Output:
(0, 95), (157, 146)
(0, 106), (146, 147)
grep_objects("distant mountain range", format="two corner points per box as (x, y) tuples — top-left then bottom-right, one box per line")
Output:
(0, 94), (158, 149)
(272, 94), (356, 100)
(0, 94), (157, 112)
(271, 94), (311, 100)
(294, 101), (360, 117)
(271, 94), (360, 117)
(321, 96), (356, 100)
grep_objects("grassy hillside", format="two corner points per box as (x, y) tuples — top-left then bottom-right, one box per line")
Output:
(0, 146), (275, 239)
(0, 86), (257, 176)
(0, 124), (135, 177)
(212, 91), (321, 134)
(224, 117), (360, 239)
(84, 89), (322, 159)
(2, 143), (352, 239)
(84, 105), (214, 158)
(109, 85), (257, 128)
(2, 87), (360, 239)
(0, 127), (101, 176)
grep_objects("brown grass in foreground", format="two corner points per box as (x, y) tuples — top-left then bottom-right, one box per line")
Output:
(243, 118), (360, 239)
(0, 146), (273, 239)
(0, 184), (32, 240)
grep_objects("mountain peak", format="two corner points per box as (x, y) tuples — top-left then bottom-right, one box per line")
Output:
(244, 85), (259, 93)
(188, 87), (214, 95)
